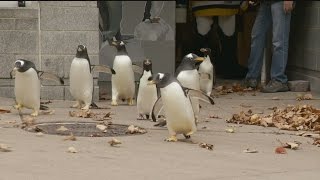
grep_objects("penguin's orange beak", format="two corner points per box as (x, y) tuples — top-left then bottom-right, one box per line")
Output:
(147, 80), (156, 85)
(195, 57), (205, 62)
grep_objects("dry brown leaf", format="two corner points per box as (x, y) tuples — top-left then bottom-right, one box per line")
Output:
(64, 133), (77, 141)
(209, 115), (221, 119)
(67, 146), (78, 153)
(96, 124), (107, 131)
(36, 132), (44, 137)
(303, 94), (313, 100)
(240, 104), (252, 108)
(126, 125), (147, 134)
(283, 142), (299, 150)
(225, 128), (235, 133)
(0, 144), (12, 152)
(56, 126), (69, 132)
(272, 97), (280, 100)
(0, 108), (11, 114)
(108, 138), (121, 146)
(275, 147), (287, 154)
(243, 148), (258, 153)
(22, 116), (35, 127)
(41, 110), (55, 115)
(199, 142), (214, 151)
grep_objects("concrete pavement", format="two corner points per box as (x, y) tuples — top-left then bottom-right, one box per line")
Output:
(0, 88), (320, 180)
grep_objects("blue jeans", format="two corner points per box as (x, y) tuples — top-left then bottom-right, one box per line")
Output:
(246, 1), (292, 83)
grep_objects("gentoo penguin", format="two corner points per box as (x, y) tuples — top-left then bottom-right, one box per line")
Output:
(175, 53), (204, 120)
(70, 44), (115, 110)
(199, 48), (215, 96)
(148, 73), (214, 142)
(110, 41), (142, 106)
(136, 59), (158, 120)
(11, 59), (64, 116)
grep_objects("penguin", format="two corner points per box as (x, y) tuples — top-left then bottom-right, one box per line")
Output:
(69, 44), (115, 110)
(110, 41), (142, 106)
(11, 59), (64, 117)
(198, 48), (215, 96)
(175, 53), (204, 121)
(136, 59), (158, 120)
(148, 73), (214, 142)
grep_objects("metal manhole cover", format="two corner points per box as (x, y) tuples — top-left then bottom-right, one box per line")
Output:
(23, 122), (147, 137)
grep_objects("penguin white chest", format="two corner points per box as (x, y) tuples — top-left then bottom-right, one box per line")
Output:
(69, 58), (93, 101)
(199, 57), (213, 96)
(14, 68), (40, 109)
(112, 55), (135, 98)
(177, 70), (200, 90)
(137, 71), (157, 115)
(161, 82), (196, 135)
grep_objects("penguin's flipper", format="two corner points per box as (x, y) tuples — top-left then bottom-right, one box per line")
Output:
(10, 68), (17, 79)
(132, 63), (143, 75)
(151, 96), (164, 122)
(38, 71), (64, 85)
(199, 72), (211, 80)
(183, 88), (215, 105)
(91, 65), (116, 75)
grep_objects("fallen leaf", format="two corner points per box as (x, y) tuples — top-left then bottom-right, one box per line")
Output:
(275, 147), (287, 154)
(272, 97), (280, 100)
(243, 148), (258, 153)
(108, 138), (121, 146)
(209, 115), (221, 119)
(303, 94), (313, 100)
(36, 132), (44, 137)
(283, 142), (299, 150)
(0, 108), (11, 114)
(96, 124), (107, 131)
(21, 116), (35, 127)
(199, 142), (214, 151)
(0, 144), (12, 152)
(63, 133), (77, 141)
(240, 104), (252, 108)
(56, 126), (69, 132)
(225, 128), (235, 133)
(41, 109), (55, 115)
(201, 126), (207, 129)
(126, 125), (147, 134)
(67, 147), (78, 153)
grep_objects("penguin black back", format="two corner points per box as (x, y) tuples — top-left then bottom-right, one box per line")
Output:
(14, 59), (37, 73)
(75, 44), (91, 72)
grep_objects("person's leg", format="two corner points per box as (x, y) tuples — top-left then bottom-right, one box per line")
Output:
(261, 1), (291, 93)
(245, 3), (272, 85)
(195, 16), (213, 48)
(270, 1), (291, 83)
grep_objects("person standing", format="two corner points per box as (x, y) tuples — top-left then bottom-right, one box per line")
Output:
(244, 1), (295, 93)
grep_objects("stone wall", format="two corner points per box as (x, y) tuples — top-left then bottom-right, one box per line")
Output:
(0, 1), (100, 100)
(287, 1), (320, 92)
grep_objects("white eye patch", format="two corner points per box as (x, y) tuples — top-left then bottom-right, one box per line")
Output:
(120, 41), (125, 46)
(158, 73), (164, 80)
(15, 60), (24, 66)
(186, 53), (193, 58)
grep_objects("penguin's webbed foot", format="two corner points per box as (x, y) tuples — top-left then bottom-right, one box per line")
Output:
(13, 104), (23, 110)
(81, 104), (90, 111)
(127, 98), (134, 106)
(71, 102), (81, 108)
(31, 110), (39, 117)
(165, 136), (177, 142)
(111, 100), (118, 106)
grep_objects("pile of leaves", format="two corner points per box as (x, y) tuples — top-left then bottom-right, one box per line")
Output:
(214, 83), (256, 96)
(227, 105), (320, 132)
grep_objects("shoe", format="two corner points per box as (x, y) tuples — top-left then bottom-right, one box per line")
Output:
(261, 79), (289, 93)
(242, 78), (258, 88)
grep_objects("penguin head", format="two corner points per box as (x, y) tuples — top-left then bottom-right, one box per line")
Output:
(200, 48), (212, 57)
(111, 41), (127, 53)
(14, 59), (36, 72)
(180, 53), (204, 69)
(143, 59), (152, 72)
(76, 44), (89, 59)
(148, 72), (173, 88)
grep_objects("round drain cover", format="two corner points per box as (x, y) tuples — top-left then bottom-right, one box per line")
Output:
(23, 122), (146, 137)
